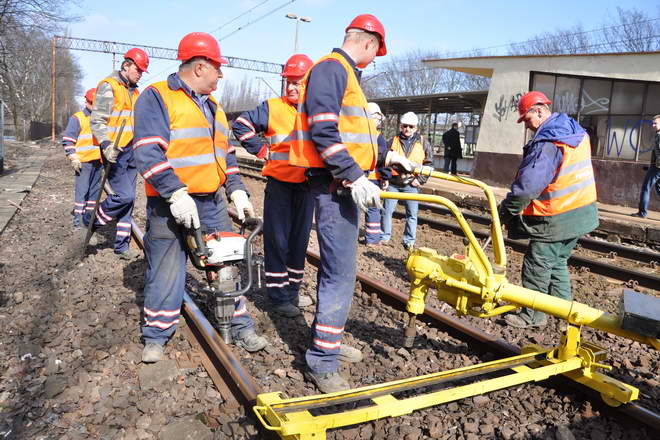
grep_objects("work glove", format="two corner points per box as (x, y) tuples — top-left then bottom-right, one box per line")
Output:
(347, 175), (382, 212)
(385, 151), (415, 173)
(230, 190), (255, 221)
(101, 140), (120, 163)
(167, 187), (200, 229)
(68, 154), (82, 173)
(256, 144), (268, 159)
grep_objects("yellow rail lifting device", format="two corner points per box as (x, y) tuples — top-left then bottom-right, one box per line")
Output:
(253, 167), (660, 440)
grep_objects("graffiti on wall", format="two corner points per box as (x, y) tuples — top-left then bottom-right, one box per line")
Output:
(492, 93), (522, 122)
(553, 91), (579, 115)
(605, 117), (654, 158)
(580, 90), (610, 115)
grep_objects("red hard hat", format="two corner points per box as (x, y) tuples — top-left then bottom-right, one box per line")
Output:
(177, 32), (228, 65)
(517, 91), (552, 123)
(84, 88), (96, 103)
(346, 14), (387, 56)
(281, 54), (313, 78)
(124, 48), (149, 72)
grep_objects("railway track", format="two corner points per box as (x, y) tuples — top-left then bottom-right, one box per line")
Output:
(236, 159), (660, 290)
(124, 198), (660, 437)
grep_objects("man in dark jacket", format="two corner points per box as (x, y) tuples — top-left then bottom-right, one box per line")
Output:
(441, 122), (462, 174)
(500, 91), (599, 328)
(631, 115), (660, 218)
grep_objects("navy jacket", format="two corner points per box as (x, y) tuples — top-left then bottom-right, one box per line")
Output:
(62, 107), (91, 156)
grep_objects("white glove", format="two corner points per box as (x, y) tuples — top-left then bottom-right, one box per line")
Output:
(230, 190), (255, 221)
(102, 143), (120, 163)
(348, 175), (382, 212)
(167, 188), (200, 229)
(68, 154), (82, 173)
(385, 151), (415, 173)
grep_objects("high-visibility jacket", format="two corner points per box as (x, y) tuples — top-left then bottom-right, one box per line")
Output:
(264, 97), (306, 183)
(144, 81), (229, 197)
(71, 111), (101, 162)
(390, 135), (426, 165)
(289, 52), (378, 171)
(522, 135), (597, 217)
(97, 76), (139, 148)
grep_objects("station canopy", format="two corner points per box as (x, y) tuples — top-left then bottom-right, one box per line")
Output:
(369, 90), (488, 115)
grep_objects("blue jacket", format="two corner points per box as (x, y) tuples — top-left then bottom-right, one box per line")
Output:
(231, 100), (269, 155)
(133, 73), (246, 200)
(501, 113), (598, 241)
(62, 107), (91, 156)
(303, 48), (387, 181)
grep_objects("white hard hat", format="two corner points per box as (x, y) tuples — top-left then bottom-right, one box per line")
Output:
(400, 112), (418, 126)
(367, 102), (383, 119)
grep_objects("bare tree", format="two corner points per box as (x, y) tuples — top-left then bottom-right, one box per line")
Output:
(221, 77), (268, 113)
(601, 7), (660, 52)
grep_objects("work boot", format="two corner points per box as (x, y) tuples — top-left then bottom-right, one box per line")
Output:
(293, 294), (313, 308)
(403, 242), (415, 252)
(142, 342), (164, 363)
(338, 344), (363, 363)
(305, 370), (350, 394)
(630, 212), (646, 218)
(233, 330), (268, 352)
(504, 314), (547, 328)
(273, 302), (302, 317)
(117, 248), (140, 260)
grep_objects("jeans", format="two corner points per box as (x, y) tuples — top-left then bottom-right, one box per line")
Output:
(443, 156), (458, 174)
(637, 165), (660, 217)
(519, 238), (579, 325)
(381, 184), (420, 246)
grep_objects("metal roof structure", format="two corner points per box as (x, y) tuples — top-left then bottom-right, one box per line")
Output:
(369, 90), (488, 115)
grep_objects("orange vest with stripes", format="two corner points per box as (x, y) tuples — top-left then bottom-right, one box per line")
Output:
(289, 52), (378, 171)
(522, 135), (597, 216)
(145, 81), (229, 197)
(97, 76), (139, 148)
(264, 97), (306, 183)
(72, 111), (101, 162)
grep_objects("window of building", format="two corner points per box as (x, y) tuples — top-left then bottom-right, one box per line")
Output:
(531, 71), (659, 162)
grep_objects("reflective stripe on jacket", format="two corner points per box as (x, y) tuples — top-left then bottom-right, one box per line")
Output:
(522, 135), (597, 216)
(264, 97), (306, 183)
(390, 136), (426, 165)
(289, 52), (378, 171)
(98, 76), (139, 147)
(72, 111), (101, 162)
(143, 81), (229, 197)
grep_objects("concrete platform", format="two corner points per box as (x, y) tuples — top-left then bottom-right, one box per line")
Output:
(235, 148), (660, 245)
(0, 146), (49, 235)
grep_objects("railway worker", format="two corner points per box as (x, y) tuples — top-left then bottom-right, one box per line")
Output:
(62, 88), (102, 229)
(83, 48), (149, 260)
(231, 54), (315, 318)
(289, 14), (414, 392)
(631, 115), (660, 219)
(363, 102), (391, 247)
(380, 112), (434, 251)
(500, 91), (599, 329)
(133, 32), (266, 363)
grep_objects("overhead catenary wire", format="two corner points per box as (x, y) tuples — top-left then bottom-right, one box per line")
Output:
(209, 0), (272, 36)
(219, 0), (297, 42)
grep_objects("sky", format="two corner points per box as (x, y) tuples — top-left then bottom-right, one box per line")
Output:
(65, 0), (655, 106)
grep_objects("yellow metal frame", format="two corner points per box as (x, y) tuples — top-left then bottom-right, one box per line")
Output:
(253, 167), (657, 439)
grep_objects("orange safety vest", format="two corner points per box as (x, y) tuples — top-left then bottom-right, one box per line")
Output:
(263, 97), (306, 183)
(390, 136), (426, 165)
(144, 81), (229, 197)
(72, 111), (101, 162)
(522, 135), (597, 217)
(97, 76), (139, 148)
(289, 52), (378, 171)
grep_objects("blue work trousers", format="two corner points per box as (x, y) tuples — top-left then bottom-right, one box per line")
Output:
(364, 179), (383, 244)
(305, 176), (359, 374)
(637, 165), (660, 217)
(142, 194), (254, 345)
(72, 160), (102, 227)
(381, 184), (420, 246)
(263, 177), (314, 305)
(84, 148), (136, 253)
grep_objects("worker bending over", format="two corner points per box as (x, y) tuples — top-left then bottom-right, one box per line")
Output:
(133, 32), (266, 363)
(289, 14), (413, 393)
(84, 48), (149, 260)
(232, 54), (315, 318)
(500, 91), (599, 328)
(62, 88), (102, 230)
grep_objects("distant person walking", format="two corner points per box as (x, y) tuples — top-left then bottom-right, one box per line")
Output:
(442, 122), (462, 174)
(631, 115), (660, 218)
